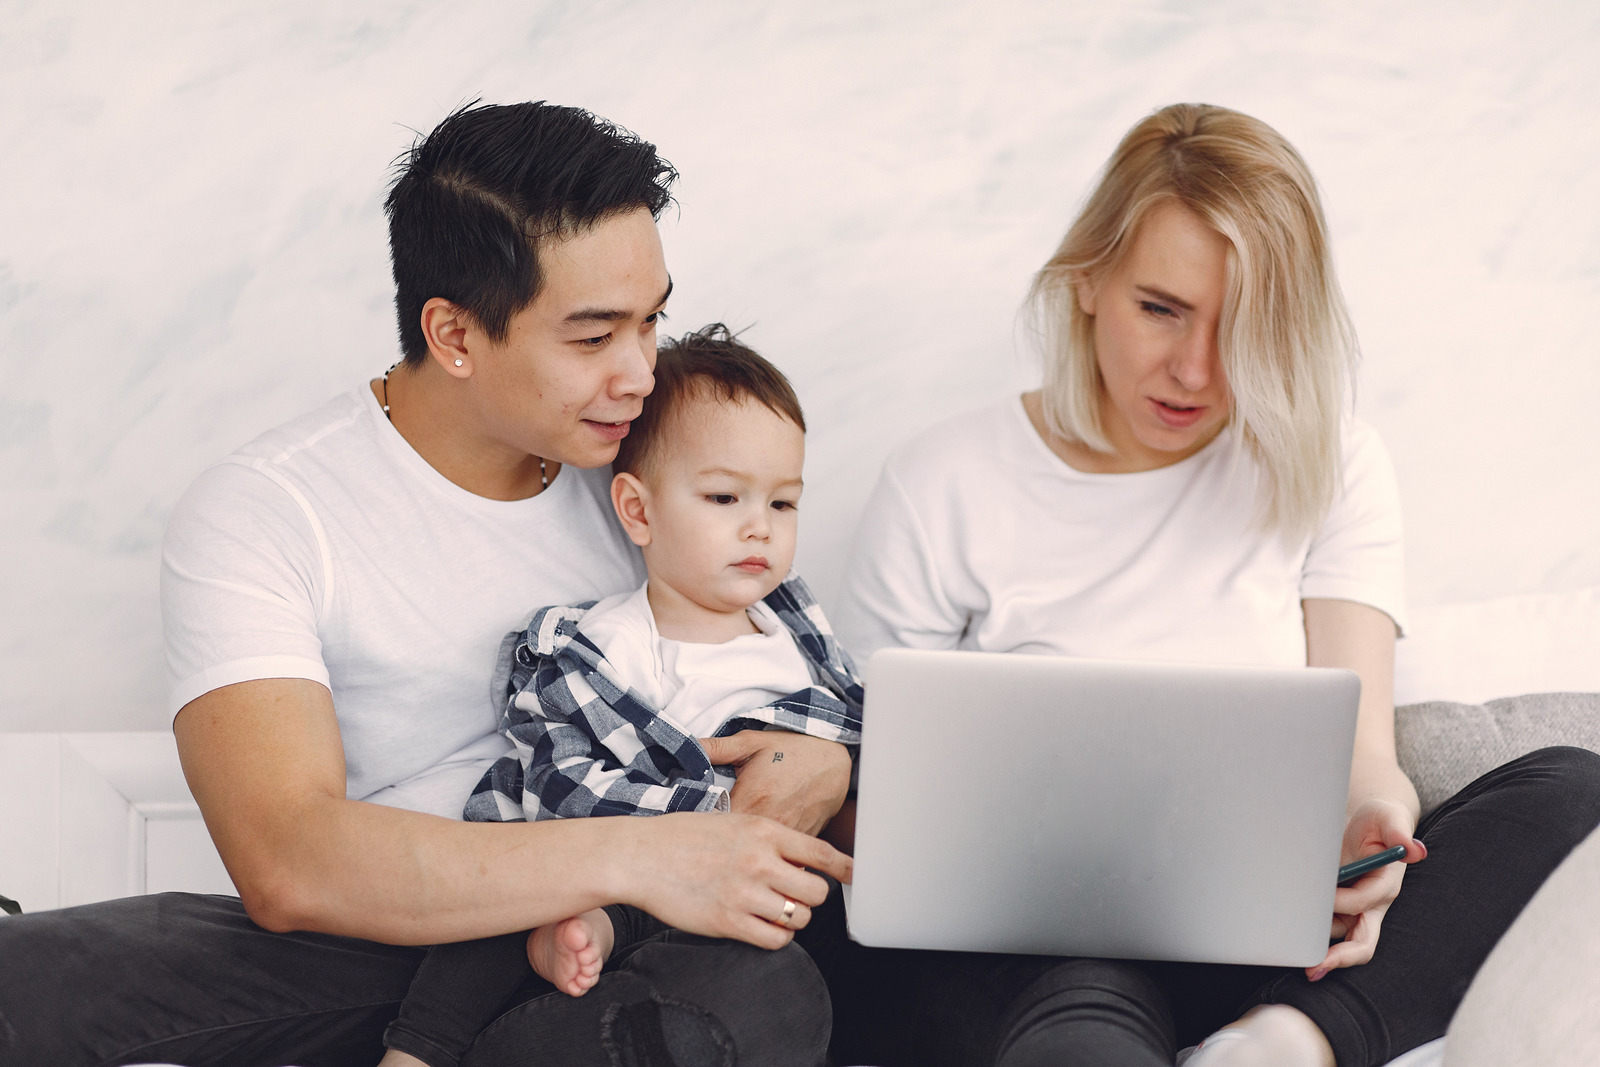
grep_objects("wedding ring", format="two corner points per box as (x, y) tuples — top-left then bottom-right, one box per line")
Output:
(777, 898), (797, 927)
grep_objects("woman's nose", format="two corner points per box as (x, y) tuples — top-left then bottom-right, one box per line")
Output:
(1169, 329), (1218, 394)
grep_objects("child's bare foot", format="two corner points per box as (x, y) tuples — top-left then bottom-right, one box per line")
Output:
(527, 907), (615, 997)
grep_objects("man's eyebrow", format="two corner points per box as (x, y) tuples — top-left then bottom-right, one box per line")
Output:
(1134, 285), (1195, 312)
(563, 277), (674, 325)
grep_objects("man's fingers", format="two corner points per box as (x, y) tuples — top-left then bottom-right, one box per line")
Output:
(767, 863), (831, 909)
(776, 827), (853, 884)
(760, 892), (813, 932)
(730, 913), (795, 951)
(698, 732), (767, 767)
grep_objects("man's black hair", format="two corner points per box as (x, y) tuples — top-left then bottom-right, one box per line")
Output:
(384, 101), (678, 365)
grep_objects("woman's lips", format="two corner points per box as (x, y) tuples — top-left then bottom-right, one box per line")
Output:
(735, 557), (769, 573)
(1149, 398), (1206, 429)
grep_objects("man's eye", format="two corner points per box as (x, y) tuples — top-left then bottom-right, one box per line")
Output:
(706, 493), (736, 505)
(644, 310), (668, 326)
(1140, 301), (1176, 318)
(579, 333), (611, 348)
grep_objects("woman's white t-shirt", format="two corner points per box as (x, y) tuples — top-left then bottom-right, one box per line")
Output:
(834, 396), (1405, 667)
(161, 385), (645, 818)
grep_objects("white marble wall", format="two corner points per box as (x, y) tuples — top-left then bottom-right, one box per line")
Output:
(3, 1), (1596, 732)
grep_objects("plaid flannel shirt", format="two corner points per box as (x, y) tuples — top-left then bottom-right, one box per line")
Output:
(464, 573), (864, 823)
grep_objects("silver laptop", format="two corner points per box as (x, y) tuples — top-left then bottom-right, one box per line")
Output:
(845, 648), (1360, 967)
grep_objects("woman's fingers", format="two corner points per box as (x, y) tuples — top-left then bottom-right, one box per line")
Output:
(1308, 908), (1385, 980)
(1332, 860), (1407, 915)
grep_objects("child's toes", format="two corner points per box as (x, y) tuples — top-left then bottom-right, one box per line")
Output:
(559, 918), (592, 953)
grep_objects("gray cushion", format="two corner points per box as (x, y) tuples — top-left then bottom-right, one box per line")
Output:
(1396, 692), (1600, 816)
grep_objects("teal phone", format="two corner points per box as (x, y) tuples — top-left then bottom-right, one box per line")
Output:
(1336, 845), (1409, 886)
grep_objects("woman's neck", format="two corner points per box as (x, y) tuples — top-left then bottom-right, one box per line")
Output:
(1021, 390), (1220, 474)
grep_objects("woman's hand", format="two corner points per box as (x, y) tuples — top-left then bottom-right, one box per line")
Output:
(1307, 798), (1427, 981)
(699, 730), (852, 836)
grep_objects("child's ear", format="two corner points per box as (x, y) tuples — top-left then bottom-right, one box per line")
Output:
(610, 471), (652, 547)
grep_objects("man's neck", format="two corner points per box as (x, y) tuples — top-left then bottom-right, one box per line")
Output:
(646, 579), (760, 644)
(371, 362), (555, 501)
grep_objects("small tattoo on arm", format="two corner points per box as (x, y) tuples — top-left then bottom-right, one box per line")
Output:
(772, 752), (785, 762)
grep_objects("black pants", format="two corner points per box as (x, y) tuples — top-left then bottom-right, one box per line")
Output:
(826, 747), (1600, 1067)
(0, 893), (830, 1067)
(387, 904), (673, 1066)
(389, 894), (852, 1067)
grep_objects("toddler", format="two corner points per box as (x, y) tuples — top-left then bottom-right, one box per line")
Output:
(379, 324), (862, 1067)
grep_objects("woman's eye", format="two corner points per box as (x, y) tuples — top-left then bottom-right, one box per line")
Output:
(706, 493), (736, 505)
(1139, 300), (1176, 318)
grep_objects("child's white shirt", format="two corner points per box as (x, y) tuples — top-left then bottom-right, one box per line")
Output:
(577, 582), (816, 790)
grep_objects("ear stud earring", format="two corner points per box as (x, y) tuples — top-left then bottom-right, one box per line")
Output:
(454, 359), (464, 367)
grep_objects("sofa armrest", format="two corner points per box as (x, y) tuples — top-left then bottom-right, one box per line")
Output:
(1396, 692), (1600, 816)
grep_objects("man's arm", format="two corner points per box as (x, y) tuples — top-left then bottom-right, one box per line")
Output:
(176, 678), (850, 947)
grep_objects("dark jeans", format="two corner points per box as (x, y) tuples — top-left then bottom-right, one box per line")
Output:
(387, 904), (677, 1067)
(826, 747), (1600, 1067)
(0, 892), (830, 1067)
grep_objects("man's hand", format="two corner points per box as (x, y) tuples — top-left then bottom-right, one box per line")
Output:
(698, 731), (851, 836)
(1306, 798), (1427, 982)
(617, 812), (852, 950)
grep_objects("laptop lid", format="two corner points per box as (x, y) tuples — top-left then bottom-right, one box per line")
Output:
(846, 648), (1360, 967)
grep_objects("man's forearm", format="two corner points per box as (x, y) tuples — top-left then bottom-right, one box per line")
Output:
(241, 792), (638, 944)
(178, 679), (850, 949)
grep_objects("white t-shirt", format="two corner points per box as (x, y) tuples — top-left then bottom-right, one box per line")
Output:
(835, 396), (1405, 667)
(161, 385), (645, 817)
(578, 583), (815, 793)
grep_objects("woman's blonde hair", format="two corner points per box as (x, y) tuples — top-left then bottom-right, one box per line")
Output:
(1028, 103), (1357, 541)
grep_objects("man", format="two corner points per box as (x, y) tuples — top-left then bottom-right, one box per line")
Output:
(0, 101), (852, 1067)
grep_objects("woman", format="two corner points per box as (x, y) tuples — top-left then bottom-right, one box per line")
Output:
(828, 104), (1600, 1067)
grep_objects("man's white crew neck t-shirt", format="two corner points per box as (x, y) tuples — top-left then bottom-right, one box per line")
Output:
(835, 395), (1405, 668)
(161, 384), (645, 818)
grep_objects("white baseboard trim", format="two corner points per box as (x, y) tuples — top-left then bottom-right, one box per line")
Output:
(0, 732), (235, 912)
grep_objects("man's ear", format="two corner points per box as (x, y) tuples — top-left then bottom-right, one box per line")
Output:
(611, 472), (652, 548)
(420, 298), (475, 379)
(1073, 275), (1098, 317)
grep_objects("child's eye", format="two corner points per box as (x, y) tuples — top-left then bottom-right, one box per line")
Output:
(706, 493), (736, 505)
(771, 500), (797, 512)
(1139, 300), (1176, 318)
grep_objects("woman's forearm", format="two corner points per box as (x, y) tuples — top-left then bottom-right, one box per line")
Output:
(1347, 743), (1421, 827)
